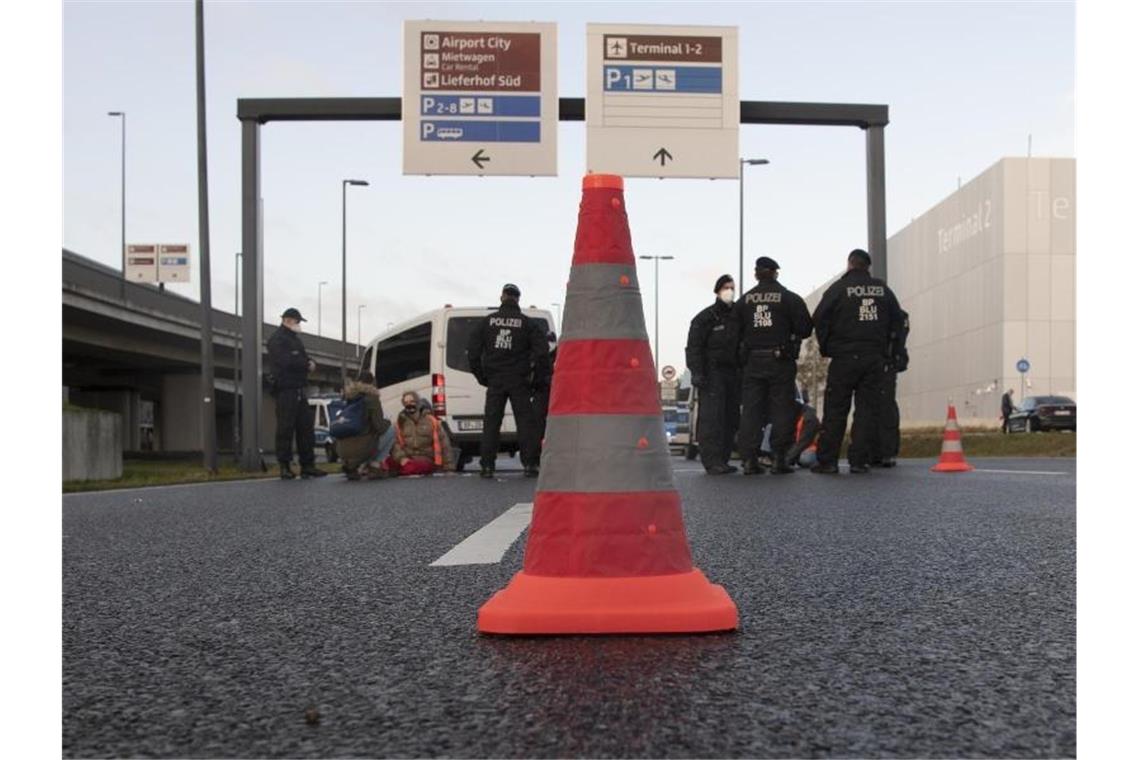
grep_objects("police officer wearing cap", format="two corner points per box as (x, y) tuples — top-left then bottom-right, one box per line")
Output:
(466, 284), (551, 479)
(811, 249), (905, 474)
(733, 257), (813, 475)
(685, 274), (741, 475)
(267, 307), (326, 480)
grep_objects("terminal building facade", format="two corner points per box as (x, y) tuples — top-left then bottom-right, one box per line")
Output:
(805, 157), (1075, 427)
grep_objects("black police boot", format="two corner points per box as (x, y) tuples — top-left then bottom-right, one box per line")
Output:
(771, 452), (795, 475)
(300, 465), (328, 479)
(480, 465), (495, 479)
(742, 458), (766, 475)
(878, 458), (897, 468)
(706, 463), (738, 475)
(524, 465), (540, 478)
(279, 464), (296, 480)
(848, 463), (871, 474)
(810, 462), (839, 474)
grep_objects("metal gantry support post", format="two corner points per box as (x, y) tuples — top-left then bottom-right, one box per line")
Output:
(240, 119), (264, 472)
(865, 125), (888, 284)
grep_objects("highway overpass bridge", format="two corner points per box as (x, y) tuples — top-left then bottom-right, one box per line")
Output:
(63, 249), (360, 456)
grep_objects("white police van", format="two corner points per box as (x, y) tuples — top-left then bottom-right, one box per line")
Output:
(357, 306), (557, 471)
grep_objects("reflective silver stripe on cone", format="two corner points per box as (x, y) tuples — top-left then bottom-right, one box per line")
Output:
(561, 264), (648, 341)
(538, 414), (675, 493)
(941, 440), (963, 453)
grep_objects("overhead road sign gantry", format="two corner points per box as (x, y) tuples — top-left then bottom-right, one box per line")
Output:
(403, 21), (557, 176)
(586, 24), (739, 179)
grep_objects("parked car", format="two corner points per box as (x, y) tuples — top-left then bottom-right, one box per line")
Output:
(662, 404), (691, 455)
(357, 306), (557, 471)
(1008, 395), (1077, 432)
(308, 394), (341, 462)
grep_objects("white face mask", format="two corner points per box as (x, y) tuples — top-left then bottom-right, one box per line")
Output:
(718, 288), (735, 304)
(287, 321), (303, 333)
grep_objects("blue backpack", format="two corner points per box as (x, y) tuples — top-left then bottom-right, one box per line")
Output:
(328, 397), (367, 439)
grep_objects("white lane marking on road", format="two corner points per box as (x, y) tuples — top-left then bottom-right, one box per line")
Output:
(430, 502), (533, 567)
(973, 468), (1069, 476)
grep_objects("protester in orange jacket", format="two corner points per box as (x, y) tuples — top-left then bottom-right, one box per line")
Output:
(385, 391), (453, 476)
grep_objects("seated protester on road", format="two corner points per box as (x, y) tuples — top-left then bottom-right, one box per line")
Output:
(759, 399), (821, 469)
(385, 391), (454, 476)
(787, 400), (821, 468)
(335, 371), (395, 481)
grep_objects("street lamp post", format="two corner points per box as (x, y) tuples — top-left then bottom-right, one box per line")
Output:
(357, 304), (367, 358)
(638, 255), (675, 372)
(107, 111), (126, 273)
(317, 280), (328, 336)
(341, 179), (369, 387)
(739, 158), (770, 286)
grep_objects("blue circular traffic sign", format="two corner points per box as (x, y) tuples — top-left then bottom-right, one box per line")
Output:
(1016, 358), (1030, 374)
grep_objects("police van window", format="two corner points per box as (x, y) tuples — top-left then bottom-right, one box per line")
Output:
(358, 345), (374, 378)
(446, 317), (483, 372)
(374, 322), (431, 388)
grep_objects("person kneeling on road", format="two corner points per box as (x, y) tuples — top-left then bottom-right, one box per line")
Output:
(384, 391), (453, 477)
(759, 398), (821, 469)
(335, 371), (396, 481)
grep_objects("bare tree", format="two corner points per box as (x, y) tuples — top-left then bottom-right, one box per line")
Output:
(797, 336), (829, 408)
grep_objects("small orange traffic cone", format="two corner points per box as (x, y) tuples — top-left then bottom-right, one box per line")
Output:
(476, 174), (738, 635)
(931, 404), (974, 473)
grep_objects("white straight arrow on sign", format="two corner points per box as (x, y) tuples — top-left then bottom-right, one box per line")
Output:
(586, 23), (739, 179)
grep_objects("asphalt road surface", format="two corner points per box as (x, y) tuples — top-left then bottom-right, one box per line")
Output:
(63, 457), (1075, 758)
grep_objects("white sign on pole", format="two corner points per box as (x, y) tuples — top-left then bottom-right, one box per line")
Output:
(586, 23), (739, 179)
(403, 21), (558, 176)
(124, 244), (158, 282)
(662, 365), (677, 381)
(157, 244), (192, 284)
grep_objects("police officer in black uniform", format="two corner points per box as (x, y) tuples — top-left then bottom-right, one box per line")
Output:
(685, 274), (741, 475)
(267, 307), (327, 480)
(869, 308), (910, 467)
(733, 257), (814, 475)
(811, 249), (905, 474)
(466, 284), (551, 479)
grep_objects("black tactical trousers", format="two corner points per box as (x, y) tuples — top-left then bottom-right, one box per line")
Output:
(817, 354), (886, 468)
(738, 356), (797, 462)
(869, 369), (900, 462)
(697, 365), (741, 469)
(531, 386), (550, 443)
(481, 376), (540, 469)
(274, 387), (316, 467)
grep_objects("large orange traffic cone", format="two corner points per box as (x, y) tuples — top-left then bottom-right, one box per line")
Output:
(477, 174), (739, 635)
(931, 404), (974, 473)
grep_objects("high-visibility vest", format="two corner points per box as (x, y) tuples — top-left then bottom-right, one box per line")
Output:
(395, 413), (444, 467)
(795, 415), (818, 453)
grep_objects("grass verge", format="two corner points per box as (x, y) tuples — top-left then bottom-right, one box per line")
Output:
(63, 460), (342, 494)
(898, 428), (1076, 459)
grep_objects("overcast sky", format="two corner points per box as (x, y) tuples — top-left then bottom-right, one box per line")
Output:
(63, 0), (1074, 372)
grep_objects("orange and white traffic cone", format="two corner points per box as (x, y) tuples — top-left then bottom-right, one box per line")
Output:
(931, 404), (974, 473)
(477, 174), (739, 635)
